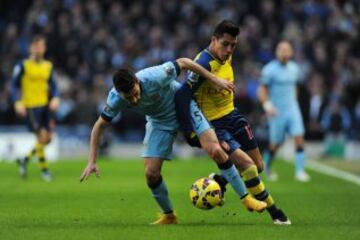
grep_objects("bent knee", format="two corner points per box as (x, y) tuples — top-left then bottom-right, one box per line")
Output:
(205, 144), (227, 163)
(38, 130), (52, 145)
(256, 161), (264, 173)
(145, 169), (161, 185)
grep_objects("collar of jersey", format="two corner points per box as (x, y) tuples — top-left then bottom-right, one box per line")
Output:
(275, 59), (290, 66)
(205, 48), (226, 65)
(139, 80), (145, 95)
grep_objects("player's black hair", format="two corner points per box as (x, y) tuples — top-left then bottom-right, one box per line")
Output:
(30, 34), (46, 44)
(112, 69), (137, 93)
(213, 20), (239, 38)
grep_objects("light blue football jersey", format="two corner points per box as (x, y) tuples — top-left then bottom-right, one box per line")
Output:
(101, 61), (181, 130)
(261, 60), (300, 110)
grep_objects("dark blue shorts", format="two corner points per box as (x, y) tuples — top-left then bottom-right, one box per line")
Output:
(26, 106), (54, 132)
(211, 109), (258, 154)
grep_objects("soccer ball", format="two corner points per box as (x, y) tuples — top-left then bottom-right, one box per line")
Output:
(189, 177), (223, 210)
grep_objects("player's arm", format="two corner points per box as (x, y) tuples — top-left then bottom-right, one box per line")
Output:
(258, 65), (277, 116)
(258, 85), (277, 116)
(176, 58), (233, 93)
(80, 116), (109, 182)
(11, 62), (26, 117)
(258, 85), (274, 111)
(48, 68), (60, 112)
(80, 90), (121, 182)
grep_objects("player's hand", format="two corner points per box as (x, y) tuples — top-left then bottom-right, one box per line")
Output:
(263, 101), (277, 116)
(220, 141), (230, 151)
(213, 78), (234, 95)
(80, 162), (100, 182)
(49, 97), (60, 112)
(14, 102), (27, 118)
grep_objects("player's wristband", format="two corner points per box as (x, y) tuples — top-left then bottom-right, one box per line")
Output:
(262, 101), (274, 112)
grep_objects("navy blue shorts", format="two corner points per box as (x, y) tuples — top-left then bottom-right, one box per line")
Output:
(211, 109), (258, 154)
(26, 106), (54, 132)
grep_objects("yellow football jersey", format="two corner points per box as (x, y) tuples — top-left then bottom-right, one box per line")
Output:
(13, 59), (54, 108)
(189, 50), (234, 121)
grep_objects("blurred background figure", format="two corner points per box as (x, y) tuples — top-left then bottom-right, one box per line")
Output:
(0, 0), (359, 166)
(11, 34), (60, 181)
(259, 41), (310, 182)
(321, 96), (352, 157)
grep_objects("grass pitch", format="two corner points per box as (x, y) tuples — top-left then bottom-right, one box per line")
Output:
(0, 157), (359, 240)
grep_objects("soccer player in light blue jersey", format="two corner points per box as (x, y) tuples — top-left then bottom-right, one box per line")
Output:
(80, 58), (266, 225)
(259, 41), (310, 182)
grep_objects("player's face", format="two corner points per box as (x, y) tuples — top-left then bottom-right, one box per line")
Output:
(30, 40), (47, 59)
(276, 42), (293, 63)
(122, 81), (141, 105)
(212, 33), (238, 62)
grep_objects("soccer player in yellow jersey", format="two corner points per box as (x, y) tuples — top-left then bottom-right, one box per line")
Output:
(175, 20), (291, 225)
(11, 35), (60, 181)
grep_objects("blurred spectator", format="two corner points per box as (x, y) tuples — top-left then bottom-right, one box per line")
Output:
(353, 99), (360, 141)
(321, 98), (351, 136)
(321, 96), (352, 157)
(303, 72), (327, 140)
(0, 0), (359, 142)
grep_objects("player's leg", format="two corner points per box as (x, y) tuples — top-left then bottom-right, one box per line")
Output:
(189, 101), (266, 212)
(36, 128), (53, 181)
(198, 129), (267, 212)
(194, 115), (248, 198)
(263, 116), (285, 180)
(144, 157), (177, 225)
(293, 135), (310, 182)
(142, 124), (177, 224)
(224, 148), (290, 225)
(290, 108), (310, 182)
(229, 118), (275, 208)
(245, 148), (264, 173)
(217, 111), (290, 224)
(263, 144), (279, 180)
(190, 102), (246, 196)
(31, 107), (55, 181)
(223, 119), (274, 211)
(17, 108), (40, 178)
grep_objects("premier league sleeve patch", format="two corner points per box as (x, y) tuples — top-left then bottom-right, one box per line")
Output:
(101, 103), (119, 122)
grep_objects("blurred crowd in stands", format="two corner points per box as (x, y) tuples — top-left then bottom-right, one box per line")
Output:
(0, 0), (359, 143)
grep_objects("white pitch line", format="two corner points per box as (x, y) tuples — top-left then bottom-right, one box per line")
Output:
(306, 160), (360, 186)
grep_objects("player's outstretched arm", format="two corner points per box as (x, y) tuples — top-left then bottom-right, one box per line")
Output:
(80, 116), (109, 182)
(258, 85), (277, 116)
(176, 58), (234, 93)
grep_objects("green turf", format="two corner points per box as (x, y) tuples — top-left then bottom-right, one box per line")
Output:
(0, 157), (359, 240)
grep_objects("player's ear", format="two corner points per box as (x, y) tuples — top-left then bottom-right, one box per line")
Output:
(211, 36), (217, 43)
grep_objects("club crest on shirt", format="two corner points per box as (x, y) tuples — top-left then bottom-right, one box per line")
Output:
(165, 65), (174, 76)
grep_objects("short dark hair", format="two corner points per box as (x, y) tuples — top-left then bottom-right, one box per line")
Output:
(113, 69), (137, 93)
(30, 34), (46, 44)
(213, 20), (239, 38)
